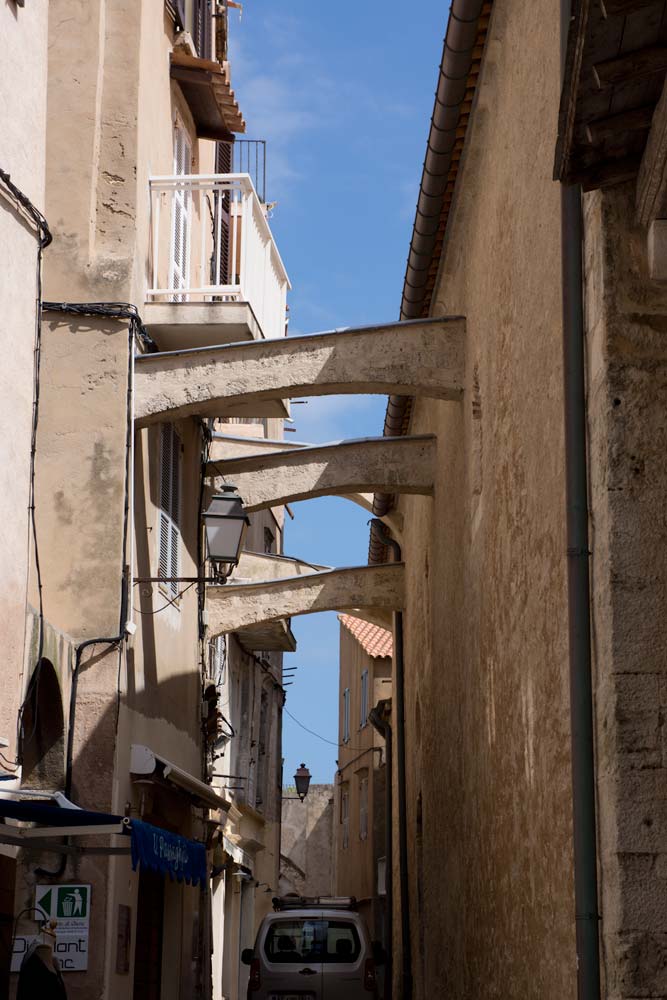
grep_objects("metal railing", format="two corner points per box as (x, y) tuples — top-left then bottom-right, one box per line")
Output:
(148, 173), (290, 340)
(233, 141), (267, 203)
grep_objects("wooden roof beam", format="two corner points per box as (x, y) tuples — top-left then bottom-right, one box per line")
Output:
(586, 105), (654, 144)
(600, 0), (660, 16)
(637, 72), (667, 225)
(593, 46), (667, 89)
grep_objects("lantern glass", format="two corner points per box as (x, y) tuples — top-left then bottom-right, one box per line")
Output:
(294, 763), (311, 802)
(203, 489), (249, 566)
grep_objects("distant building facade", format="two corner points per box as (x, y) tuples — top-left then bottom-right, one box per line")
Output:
(334, 615), (392, 947)
(280, 784), (334, 897)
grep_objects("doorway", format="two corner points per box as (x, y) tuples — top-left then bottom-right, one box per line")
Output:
(133, 869), (165, 999)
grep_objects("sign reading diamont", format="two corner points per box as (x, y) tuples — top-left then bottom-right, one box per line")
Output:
(10, 884), (92, 972)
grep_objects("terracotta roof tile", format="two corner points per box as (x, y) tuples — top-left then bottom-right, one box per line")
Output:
(338, 614), (393, 659)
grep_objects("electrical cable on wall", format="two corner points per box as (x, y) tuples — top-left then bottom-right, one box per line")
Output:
(0, 166), (51, 769)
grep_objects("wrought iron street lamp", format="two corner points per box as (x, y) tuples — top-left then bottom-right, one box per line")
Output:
(203, 485), (250, 579)
(135, 485), (249, 588)
(294, 763), (311, 802)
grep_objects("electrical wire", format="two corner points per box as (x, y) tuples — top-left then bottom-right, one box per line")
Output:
(0, 165), (53, 767)
(41, 300), (155, 351)
(0, 907), (51, 966)
(134, 580), (197, 614)
(283, 707), (368, 752)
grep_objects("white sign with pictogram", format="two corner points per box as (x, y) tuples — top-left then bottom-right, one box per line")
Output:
(11, 884), (92, 973)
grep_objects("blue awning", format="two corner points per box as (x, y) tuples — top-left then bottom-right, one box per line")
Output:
(0, 799), (123, 827)
(0, 799), (208, 887)
(130, 819), (207, 887)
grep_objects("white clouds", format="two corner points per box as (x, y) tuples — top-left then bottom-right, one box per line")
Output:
(288, 393), (386, 444)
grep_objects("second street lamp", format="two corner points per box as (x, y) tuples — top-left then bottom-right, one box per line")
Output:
(294, 763), (311, 802)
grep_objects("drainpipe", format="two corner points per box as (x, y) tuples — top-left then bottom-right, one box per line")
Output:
(369, 700), (393, 1000)
(560, 4), (601, 997)
(371, 520), (411, 999)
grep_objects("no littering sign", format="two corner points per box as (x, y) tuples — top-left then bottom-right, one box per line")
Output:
(11, 884), (91, 973)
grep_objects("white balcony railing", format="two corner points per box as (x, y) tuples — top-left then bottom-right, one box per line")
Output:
(148, 173), (290, 340)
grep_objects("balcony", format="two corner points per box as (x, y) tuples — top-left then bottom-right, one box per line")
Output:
(145, 173), (290, 351)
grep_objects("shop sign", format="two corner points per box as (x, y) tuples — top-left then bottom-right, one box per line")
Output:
(10, 884), (91, 973)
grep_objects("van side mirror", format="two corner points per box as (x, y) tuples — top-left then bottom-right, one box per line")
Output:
(372, 941), (387, 965)
(241, 948), (254, 966)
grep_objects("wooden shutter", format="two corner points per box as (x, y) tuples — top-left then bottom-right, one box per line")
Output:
(360, 669), (368, 726)
(343, 688), (350, 744)
(165, 0), (185, 30)
(169, 122), (192, 300)
(211, 141), (233, 287)
(193, 0), (212, 59)
(158, 424), (181, 597)
(359, 776), (368, 841)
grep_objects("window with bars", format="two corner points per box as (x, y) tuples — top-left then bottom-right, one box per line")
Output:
(359, 773), (369, 841)
(360, 669), (369, 728)
(158, 424), (182, 597)
(343, 688), (350, 745)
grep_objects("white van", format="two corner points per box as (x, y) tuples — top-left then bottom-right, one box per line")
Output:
(241, 895), (383, 1000)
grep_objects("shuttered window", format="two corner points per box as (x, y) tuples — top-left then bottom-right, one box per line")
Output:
(193, 0), (212, 59)
(343, 688), (350, 744)
(165, 0), (185, 30)
(359, 774), (369, 841)
(360, 669), (369, 727)
(169, 121), (192, 301)
(158, 424), (181, 597)
(341, 786), (350, 850)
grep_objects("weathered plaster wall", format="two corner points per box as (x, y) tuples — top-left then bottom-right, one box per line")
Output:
(394, 0), (575, 996)
(0, 0), (48, 764)
(34, 314), (130, 639)
(281, 785), (334, 896)
(584, 183), (667, 999)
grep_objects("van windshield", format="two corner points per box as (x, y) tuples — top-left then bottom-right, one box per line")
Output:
(264, 919), (361, 964)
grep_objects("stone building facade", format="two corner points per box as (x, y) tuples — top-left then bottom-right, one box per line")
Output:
(368, 1), (667, 998)
(0, 3), (291, 998)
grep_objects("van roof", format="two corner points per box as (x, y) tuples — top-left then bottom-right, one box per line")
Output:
(272, 895), (358, 912)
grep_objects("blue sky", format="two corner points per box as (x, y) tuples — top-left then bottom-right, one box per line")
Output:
(229, 1), (448, 783)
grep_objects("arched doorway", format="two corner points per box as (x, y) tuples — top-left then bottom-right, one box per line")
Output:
(20, 659), (65, 788)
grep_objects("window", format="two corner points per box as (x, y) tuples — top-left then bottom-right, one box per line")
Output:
(264, 526), (275, 554)
(158, 423), (181, 597)
(263, 920), (361, 964)
(192, 0), (212, 59)
(169, 119), (192, 300)
(341, 787), (350, 850)
(343, 688), (350, 744)
(359, 774), (368, 841)
(360, 669), (369, 727)
(209, 635), (227, 688)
